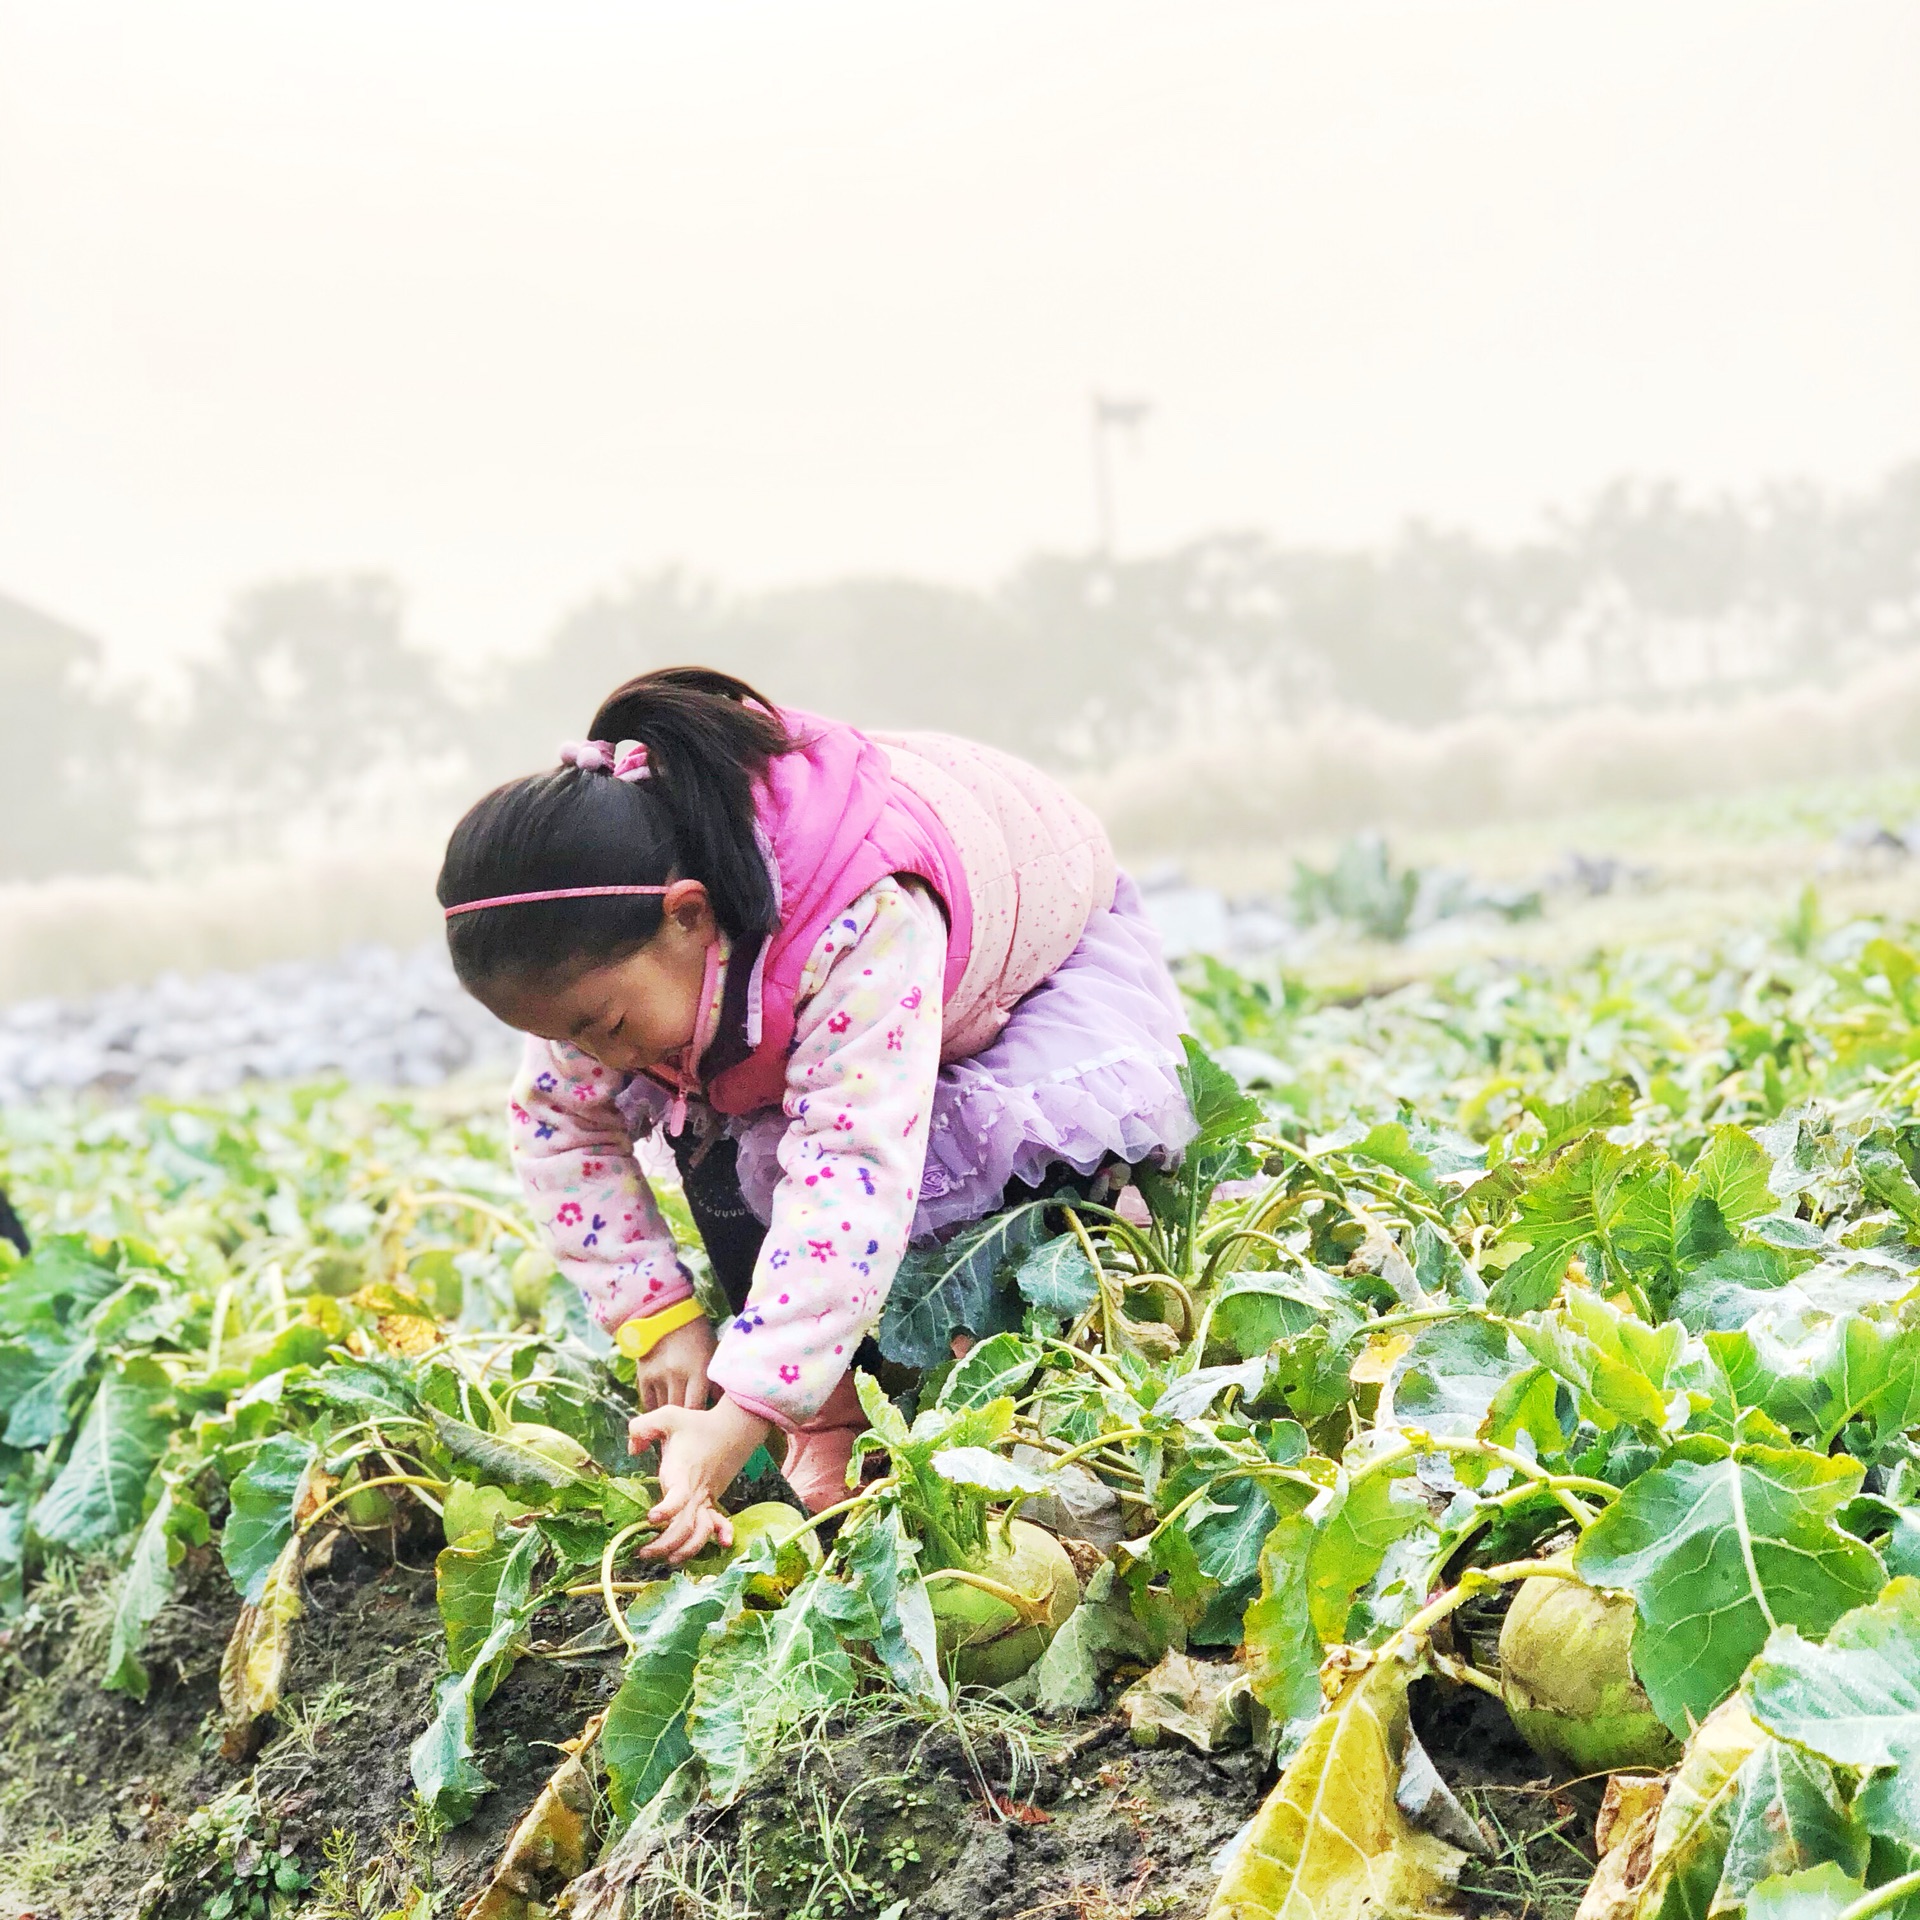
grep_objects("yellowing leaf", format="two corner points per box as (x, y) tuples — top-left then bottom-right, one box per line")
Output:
(1208, 1641), (1463, 1920)
(217, 1536), (304, 1760)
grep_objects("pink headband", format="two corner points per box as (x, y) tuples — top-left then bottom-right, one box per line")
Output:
(444, 737), (663, 919)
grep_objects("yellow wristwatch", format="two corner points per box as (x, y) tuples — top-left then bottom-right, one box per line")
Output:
(615, 1296), (708, 1360)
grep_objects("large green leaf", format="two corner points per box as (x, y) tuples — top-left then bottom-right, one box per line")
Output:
(102, 1483), (210, 1701)
(877, 1204), (1043, 1367)
(1693, 1125), (1778, 1226)
(220, 1432), (318, 1603)
(1307, 1456), (1433, 1648)
(935, 1331), (1043, 1411)
(685, 1563), (864, 1802)
(1208, 1639), (1463, 1920)
(1, 1329), (97, 1449)
(1510, 1287), (1699, 1432)
(1489, 1136), (1652, 1313)
(1717, 1736), (1868, 1909)
(1241, 1511), (1322, 1761)
(1747, 1577), (1920, 1855)
(1014, 1236), (1099, 1316)
(408, 1525), (542, 1825)
(1575, 1438), (1885, 1734)
(435, 1529), (519, 1674)
(601, 1551), (761, 1820)
(30, 1360), (174, 1551)
(0, 1236), (121, 1334)
(837, 1505), (946, 1706)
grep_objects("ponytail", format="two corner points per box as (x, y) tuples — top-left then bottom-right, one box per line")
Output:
(438, 667), (795, 1000)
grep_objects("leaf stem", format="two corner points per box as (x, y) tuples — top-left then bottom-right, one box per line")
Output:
(1834, 1869), (1920, 1920)
(301, 1473), (448, 1530)
(600, 1519), (657, 1651)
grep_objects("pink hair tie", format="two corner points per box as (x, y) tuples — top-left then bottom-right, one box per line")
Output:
(445, 882), (669, 919)
(559, 738), (651, 782)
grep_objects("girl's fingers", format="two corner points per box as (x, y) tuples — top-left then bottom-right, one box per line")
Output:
(680, 1370), (710, 1410)
(641, 1377), (661, 1413)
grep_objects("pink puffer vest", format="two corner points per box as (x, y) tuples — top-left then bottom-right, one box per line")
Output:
(703, 712), (1115, 1116)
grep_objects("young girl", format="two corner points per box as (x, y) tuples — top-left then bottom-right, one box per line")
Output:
(438, 668), (1194, 1563)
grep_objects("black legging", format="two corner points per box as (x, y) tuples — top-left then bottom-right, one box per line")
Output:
(0, 1185), (28, 1257)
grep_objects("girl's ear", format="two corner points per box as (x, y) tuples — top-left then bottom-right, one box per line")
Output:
(661, 878), (714, 935)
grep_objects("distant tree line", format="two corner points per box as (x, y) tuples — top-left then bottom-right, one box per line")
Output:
(4, 462), (1918, 879)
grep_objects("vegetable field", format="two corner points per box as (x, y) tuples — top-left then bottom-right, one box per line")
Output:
(6, 899), (1920, 1920)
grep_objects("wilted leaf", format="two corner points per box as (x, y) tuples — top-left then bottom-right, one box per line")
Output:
(431, 1409), (589, 1495)
(930, 1446), (1058, 1498)
(1242, 1512), (1322, 1761)
(1637, 1698), (1764, 1920)
(218, 1536), (305, 1759)
(1122, 1650), (1250, 1753)
(464, 1711), (604, 1920)
(1574, 1438), (1884, 1733)
(1208, 1640), (1464, 1920)
(1715, 1736), (1867, 1910)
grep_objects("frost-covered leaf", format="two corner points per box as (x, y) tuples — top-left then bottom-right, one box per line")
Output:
(929, 1447), (1058, 1498)
(1155, 1358), (1271, 1423)
(1746, 1577), (1920, 1856)
(878, 1205), (1043, 1367)
(1575, 1438), (1884, 1733)
(1715, 1737), (1867, 1910)
(1744, 1863), (1872, 1920)
(1208, 1640), (1463, 1920)
(1390, 1314), (1523, 1436)
(1014, 1236), (1099, 1317)
(936, 1332), (1043, 1411)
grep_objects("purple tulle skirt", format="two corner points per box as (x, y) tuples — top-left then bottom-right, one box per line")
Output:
(733, 872), (1195, 1239)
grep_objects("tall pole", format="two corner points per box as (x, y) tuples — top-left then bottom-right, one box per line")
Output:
(1089, 393), (1151, 559)
(1090, 396), (1116, 557)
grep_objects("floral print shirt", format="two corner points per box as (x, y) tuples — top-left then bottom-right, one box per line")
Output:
(508, 876), (947, 1427)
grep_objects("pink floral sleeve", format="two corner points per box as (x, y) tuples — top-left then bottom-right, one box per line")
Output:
(509, 1038), (694, 1331)
(708, 878), (947, 1429)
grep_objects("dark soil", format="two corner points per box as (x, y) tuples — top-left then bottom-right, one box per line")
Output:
(0, 1519), (1598, 1920)
(636, 1713), (1270, 1920)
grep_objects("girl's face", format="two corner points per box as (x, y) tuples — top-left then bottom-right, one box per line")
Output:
(492, 880), (718, 1075)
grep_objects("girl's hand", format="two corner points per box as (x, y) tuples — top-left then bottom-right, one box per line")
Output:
(627, 1396), (772, 1565)
(634, 1313), (718, 1413)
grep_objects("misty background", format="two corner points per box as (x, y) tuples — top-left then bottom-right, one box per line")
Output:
(4, 1), (1920, 1005)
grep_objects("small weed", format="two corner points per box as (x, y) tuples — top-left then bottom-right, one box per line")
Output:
(1455, 1785), (1597, 1920)
(138, 1788), (309, 1920)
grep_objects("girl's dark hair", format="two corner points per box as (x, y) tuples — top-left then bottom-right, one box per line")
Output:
(438, 667), (794, 999)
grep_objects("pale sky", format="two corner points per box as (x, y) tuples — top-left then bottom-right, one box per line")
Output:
(2, 0), (1917, 677)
